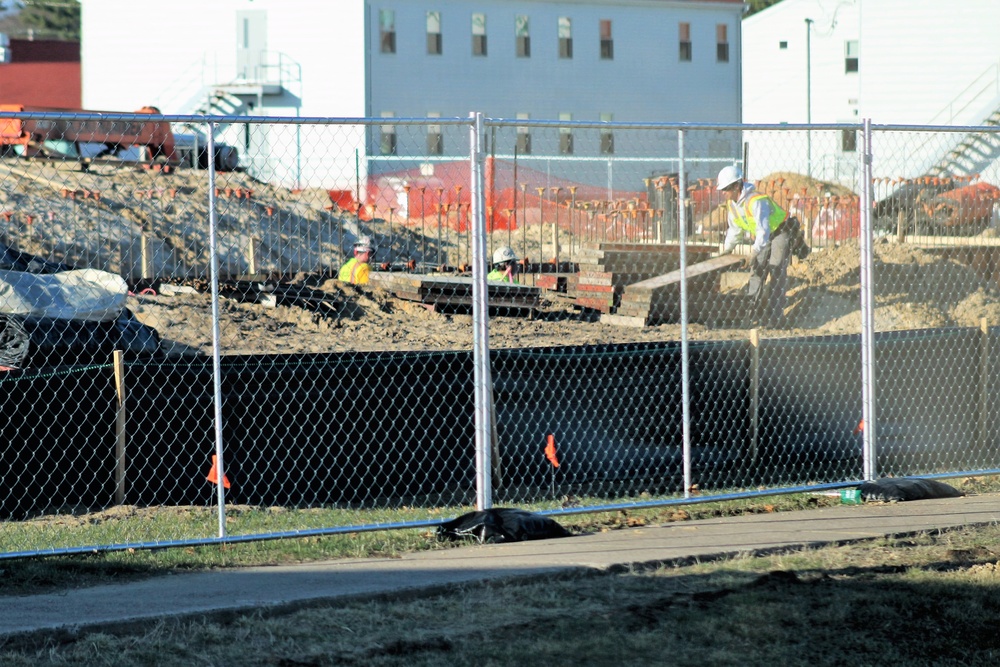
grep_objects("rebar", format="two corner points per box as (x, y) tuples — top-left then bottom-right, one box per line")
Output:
(536, 187), (545, 268)
(436, 187), (444, 267)
(418, 185), (427, 271)
(520, 183), (528, 262)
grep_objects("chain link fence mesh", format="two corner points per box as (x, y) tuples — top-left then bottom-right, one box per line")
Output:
(0, 109), (998, 556)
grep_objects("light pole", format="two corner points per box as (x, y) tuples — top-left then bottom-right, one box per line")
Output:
(805, 17), (813, 178)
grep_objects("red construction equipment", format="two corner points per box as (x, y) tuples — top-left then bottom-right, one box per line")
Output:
(921, 180), (1000, 230)
(0, 103), (179, 165)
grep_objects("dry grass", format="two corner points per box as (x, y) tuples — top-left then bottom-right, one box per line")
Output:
(4, 524), (1000, 666)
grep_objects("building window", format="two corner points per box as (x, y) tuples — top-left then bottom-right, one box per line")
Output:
(845, 40), (859, 73)
(559, 113), (573, 155)
(716, 24), (729, 62)
(600, 19), (613, 59)
(558, 17), (572, 59)
(472, 13), (487, 56)
(841, 129), (857, 152)
(679, 22), (691, 62)
(779, 40), (788, 49)
(427, 11), (442, 55)
(516, 15), (530, 58)
(427, 113), (443, 155)
(379, 9), (395, 54)
(516, 113), (531, 154)
(380, 112), (396, 156)
(600, 113), (614, 155)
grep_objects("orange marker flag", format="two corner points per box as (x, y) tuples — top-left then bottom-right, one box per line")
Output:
(545, 434), (560, 468)
(206, 454), (231, 489)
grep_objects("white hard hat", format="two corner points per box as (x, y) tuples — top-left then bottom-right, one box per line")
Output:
(354, 236), (374, 252)
(492, 245), (517, 265)
(716, 165), (744, 191)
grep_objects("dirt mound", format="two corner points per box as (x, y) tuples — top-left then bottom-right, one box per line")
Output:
(759, 171), (856, 198)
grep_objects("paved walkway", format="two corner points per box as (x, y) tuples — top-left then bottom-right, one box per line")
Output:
(3, 493), (1000, 637)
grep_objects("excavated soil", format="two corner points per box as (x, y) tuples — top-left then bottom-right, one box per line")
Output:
(1, 159), (999, 356)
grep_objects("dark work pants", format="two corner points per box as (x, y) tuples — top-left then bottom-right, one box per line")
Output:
(746, 225), (792, 328)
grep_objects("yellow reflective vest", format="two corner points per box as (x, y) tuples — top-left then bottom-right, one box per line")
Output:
(727, 194), (787, 236)
(487, 268), (512, 282)
(338, 258), (370, 285)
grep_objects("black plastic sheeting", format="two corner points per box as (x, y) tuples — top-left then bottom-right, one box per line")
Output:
(0, 242), (161, 369)
(0, 366), (117, 518)
(0, 308), (161, 369)
(0, 327), (996, 518)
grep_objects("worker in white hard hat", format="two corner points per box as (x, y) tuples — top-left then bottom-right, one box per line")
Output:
(717, 165), (807, 328)
(487, 245), (519, 283)
(338, 235), (375, 285)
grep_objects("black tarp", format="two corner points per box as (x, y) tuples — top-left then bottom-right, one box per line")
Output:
(0, 242), (161, 368)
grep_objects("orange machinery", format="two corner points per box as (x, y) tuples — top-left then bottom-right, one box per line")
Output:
(0, 104), (179, 164)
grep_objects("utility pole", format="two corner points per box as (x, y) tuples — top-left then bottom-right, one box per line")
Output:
(805, 18), (813, 179)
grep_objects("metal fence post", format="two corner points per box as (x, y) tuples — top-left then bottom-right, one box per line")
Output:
(470, 112), (492, 510)
(860, 118), (877, 481)
(678, 129), (693, 498)
(207, 123), (229, 536)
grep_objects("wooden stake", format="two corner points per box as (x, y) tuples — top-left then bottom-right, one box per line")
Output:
(113, 350), (127, 505)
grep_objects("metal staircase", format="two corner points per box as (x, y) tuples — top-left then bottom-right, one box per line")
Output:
(163, 51), (302, 172)
(924, 60), (1000, 178)
(173, 88), (248, 130)
(172, 89), (250, 170)
(926, 106), (1000, 178)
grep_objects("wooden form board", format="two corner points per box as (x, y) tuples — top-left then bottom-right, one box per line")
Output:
(612, 254), (745, 325)
(571, 242), (720, 313)
(369, 272), (542, 310)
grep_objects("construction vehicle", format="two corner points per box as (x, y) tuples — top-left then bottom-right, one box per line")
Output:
(0, 104), (180, 167)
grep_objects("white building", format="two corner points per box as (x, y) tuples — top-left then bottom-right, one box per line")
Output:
(79, 0), (746, 195)
(742, 0), (1000, 185)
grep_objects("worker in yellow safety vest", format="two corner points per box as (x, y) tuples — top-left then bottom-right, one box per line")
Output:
(718, 165), (808, 328)
(487, 245), (518, 282)
(338, 236), (375, 285)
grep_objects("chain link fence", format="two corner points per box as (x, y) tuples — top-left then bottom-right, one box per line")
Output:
(0, 108), (998, 557)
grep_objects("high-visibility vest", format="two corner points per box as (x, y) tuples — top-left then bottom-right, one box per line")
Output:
(487, 268), (512, 282)
(728, 194), (787, 237)
(338, 258), (370, 284)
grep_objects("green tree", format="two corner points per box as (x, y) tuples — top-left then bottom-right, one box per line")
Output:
(745, 0), (783, 16)
(3, 0), (80, 41)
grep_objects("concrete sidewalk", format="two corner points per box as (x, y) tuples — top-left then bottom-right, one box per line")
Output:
(3, 493), (1000, 637)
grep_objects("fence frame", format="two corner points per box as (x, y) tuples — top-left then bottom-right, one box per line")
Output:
(0, 109), (998, 558)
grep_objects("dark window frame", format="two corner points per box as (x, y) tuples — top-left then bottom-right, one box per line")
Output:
(559, 37), (573, 58)
(841, 129), (857, 152)
(427, 131), (443, 155)
(679, 22), (691, 62)
(845, 41), (859, 73)
(517, 34), (530, 57)
(380, 10), (396, 54)
(427, 11), (442, 55)
(473, 34), (488, 56)
(427, 33), (442, 55)
(600, 19), (613, 60)
(600, 131), (614, 155)
(516, 132), (531, 155)
(558, 17), (572, 59)
(380, 130), (397, 156)
(716, 24), (729, 63)
(560, 132), (573, 155)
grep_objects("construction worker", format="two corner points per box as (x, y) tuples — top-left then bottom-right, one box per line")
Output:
(717, 165), (806, 328)
(338, 236), (375, 285)
(488, 246), (518, 282)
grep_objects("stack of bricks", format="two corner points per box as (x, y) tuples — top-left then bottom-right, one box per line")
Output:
(572, 242), (718, 313)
